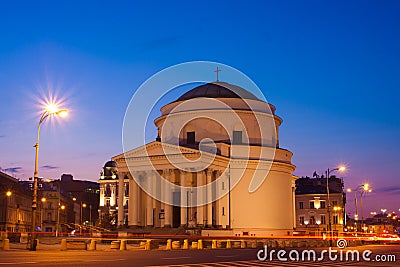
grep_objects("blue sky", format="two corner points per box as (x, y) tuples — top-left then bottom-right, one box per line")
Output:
(0, 1), (399, 215)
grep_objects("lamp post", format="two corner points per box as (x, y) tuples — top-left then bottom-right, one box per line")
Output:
(40, 197), (46, 233)
(5, 191), (12, 232)
(359, 184), (372, 232)
(56, 204), (65, 237)
(80, 203), (87, 236)
(29, 105), (67, 251)
(325, 166), (346, 246)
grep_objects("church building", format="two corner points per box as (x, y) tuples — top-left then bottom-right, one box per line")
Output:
(100, 81), (296, 236)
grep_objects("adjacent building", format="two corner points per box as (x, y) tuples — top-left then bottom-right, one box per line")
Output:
(295, 176), (345, 235)
(0, 171), (32, 232)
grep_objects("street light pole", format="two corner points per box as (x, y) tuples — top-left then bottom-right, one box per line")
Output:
(29, 106), (67, 251)
(325, 166), (346, 247)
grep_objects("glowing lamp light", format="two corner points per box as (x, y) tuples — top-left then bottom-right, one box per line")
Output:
(6, 191), (12, 197)
(41, 197), (46, 202)
(45, 103), (59, 113)
(60, 205), (65, 210)
(58, 110), (68, 117)
(338, 166), (346, 172)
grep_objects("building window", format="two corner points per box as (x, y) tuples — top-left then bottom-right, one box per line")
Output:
(233, 131), (242, 144)
(221, 182), (225, 190)
(222, 207), (225, 216)
(106, 199), (110, 207)
(333, 215), (339, 224)
(310, 201), (315, 209)
(321, 215), (326, 224)
(299, 202), (304, 209)
(321, 201), (326, 209)
(310, 216), (315, 225)
(187, 132), (195, 144)
(299, 216), (305, 225)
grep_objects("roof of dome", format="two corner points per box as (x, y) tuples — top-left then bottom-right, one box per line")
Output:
(176, 82), (260, 102)
(104, 160), (118, 168)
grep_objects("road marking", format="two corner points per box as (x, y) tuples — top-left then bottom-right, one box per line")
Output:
(84, 258), (126, 262)
(0, 263), (38, 265)
(161, 256), (192, 260)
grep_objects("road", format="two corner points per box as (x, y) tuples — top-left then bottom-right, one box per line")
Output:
(0, 245), (398, 266)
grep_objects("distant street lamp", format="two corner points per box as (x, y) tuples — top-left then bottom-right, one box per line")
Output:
(29, 104), (68, 251)
(325, 166), (346, 246)
(40, 197), (46, 232)
(359, 184), (372, 232)
(5, 191), (12, 231)
(80, 203), (87, 235)
(56, 204), (65, 237)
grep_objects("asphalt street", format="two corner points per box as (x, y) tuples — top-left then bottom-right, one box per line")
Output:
(0, 245), (398, 267)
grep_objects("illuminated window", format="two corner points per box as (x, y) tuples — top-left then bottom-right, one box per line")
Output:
(321, 215), (326, 224)
(299, 216), (305, 225)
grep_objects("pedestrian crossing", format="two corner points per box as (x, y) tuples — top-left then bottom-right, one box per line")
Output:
(149, 259), (371, 267)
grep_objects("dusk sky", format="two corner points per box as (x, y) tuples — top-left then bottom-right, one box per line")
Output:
(0, 1), (399, 216)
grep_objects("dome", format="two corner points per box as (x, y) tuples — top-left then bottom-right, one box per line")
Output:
(104, 160), (118, 168)
(176, 82), (260, 102)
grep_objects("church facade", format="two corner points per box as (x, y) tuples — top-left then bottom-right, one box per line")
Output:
(100, 82), (296, 236)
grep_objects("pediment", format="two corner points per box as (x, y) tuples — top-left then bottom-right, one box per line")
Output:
(116, 141), (200, 159)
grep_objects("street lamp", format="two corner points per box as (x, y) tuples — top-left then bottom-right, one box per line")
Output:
(325, 165), (346, 246)
(40, 197), (46, 233)
(29, 104), (68, 251)
(80, 203), (87, 236)
(56, 204), (65, 237)
(359, 184), (372, 232)
(5, 191), (12, 231)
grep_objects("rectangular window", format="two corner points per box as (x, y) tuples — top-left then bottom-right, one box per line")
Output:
(320, 201), (326, 209)
(310, 216), (315, 225)
(299, 202), (304, 209)
(299, 216), (305, 225)
(222, 207), (225, 216)
(106, 199), (110, 207)
(310, 201), (315, 209)
(221, 182), (225, 190)
(333, 215), (339, 224)
(233, 131), (242, 144)
(321, 215), (326, 224)
(187, 132), (195, 144)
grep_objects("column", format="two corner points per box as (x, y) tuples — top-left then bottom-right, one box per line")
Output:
(163, 169), (173, 227)
(206, 169), (213, 227)
(196, 171), (205, 226)
(146, 171), (153, 226)
(128, 174), (138, 227)
(117, 174), (124, 227)
(180, 170), (187, 226)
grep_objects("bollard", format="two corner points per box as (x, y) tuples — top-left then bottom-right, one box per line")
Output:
(88, 239), (96, 251)
(226, 240), (231, 249)
(166, 239), (172, 250)
(183, 239), (189, 250)
(172, 241), (180, 249)
(3, 239), (10, 251)
(212, 240), (217, 249)
(61, 238), (67, 251)
(120, 239), (127, 251)
(197, 239), (203, 250)
(145, 239), (151, 250)
(240, 240), (246, 249)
